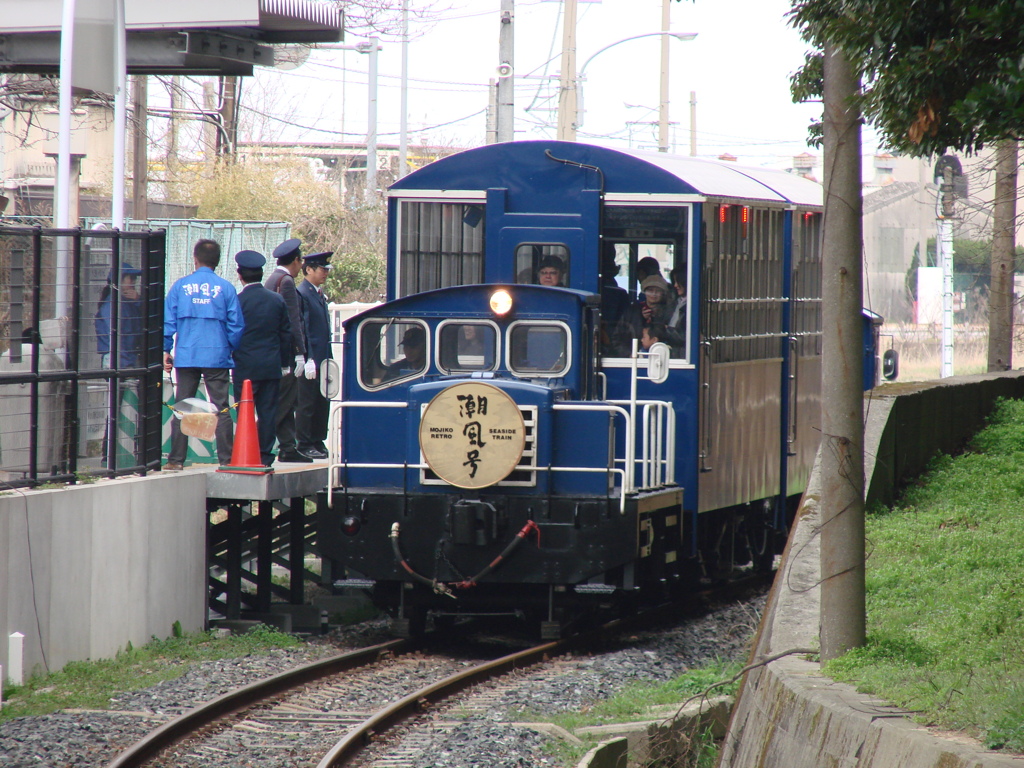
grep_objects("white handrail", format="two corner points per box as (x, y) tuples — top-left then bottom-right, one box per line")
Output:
(552, 402), (633, 490)
(326, 395), (672, 506)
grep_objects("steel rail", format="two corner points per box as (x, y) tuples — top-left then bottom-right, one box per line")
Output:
(104, 638), (411, 768)
(316, 637), (565, 767)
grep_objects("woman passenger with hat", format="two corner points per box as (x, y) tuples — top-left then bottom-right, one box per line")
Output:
(612, 274), (681, 355)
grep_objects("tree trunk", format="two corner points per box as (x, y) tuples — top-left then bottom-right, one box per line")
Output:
(819, 43), (866, 662)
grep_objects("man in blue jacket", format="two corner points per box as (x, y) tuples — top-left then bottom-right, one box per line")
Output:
(95, 263), (143, 368)
(295, 251), (333, 460)
(162, 239), (244, 469)
(232, 250), (292, 467)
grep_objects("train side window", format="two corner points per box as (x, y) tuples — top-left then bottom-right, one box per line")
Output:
(437, 321), (498, 373)
(514, 243), (570, 285)
(397, 201), (485, 297)
(359, 319), (430, 388)
(508, 322), (570, 376)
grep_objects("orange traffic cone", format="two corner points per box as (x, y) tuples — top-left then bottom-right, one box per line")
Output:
(218, 379), (272, 475)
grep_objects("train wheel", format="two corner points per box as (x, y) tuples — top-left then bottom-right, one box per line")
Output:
(702, 512), (737, 582)
(740, 504), (777, 573)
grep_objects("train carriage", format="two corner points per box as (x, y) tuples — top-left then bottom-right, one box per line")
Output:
(318, 141), (825, 637)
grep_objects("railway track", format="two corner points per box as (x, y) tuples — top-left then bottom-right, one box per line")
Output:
(105, 576), (771, 768)
(104, 631), (570, 768)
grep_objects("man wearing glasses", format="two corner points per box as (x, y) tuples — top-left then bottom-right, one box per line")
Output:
(295, 252), (334, 460)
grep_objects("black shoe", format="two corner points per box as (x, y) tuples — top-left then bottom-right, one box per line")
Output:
(278, 450), (313, 464)
(298, 446), (328, 460)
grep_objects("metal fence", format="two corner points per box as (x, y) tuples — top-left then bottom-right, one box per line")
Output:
(0, 225), (166, 486)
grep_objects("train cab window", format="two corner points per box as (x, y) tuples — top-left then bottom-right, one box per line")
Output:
(508, 322), (570, 376)
(359, 319), (430, 388)
(437, 322), (498, 373)
(514, 244), (570, 286)
(601, 205), (691, 361)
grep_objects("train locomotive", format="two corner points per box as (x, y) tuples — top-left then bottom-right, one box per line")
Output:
(318, 140), (834, 638)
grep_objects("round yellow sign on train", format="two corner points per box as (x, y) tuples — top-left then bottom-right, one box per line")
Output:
(419, 382), (526, 489)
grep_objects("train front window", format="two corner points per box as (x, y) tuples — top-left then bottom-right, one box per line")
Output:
(438, 322), (498, 373)
(508, 322), (570, 377)
(359, 319), (430, 388)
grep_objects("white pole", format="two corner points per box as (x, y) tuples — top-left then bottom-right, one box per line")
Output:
(658, 0), (670, 152)
(365, 38), (378, 203)
(111, 0), (126, 228)
(938, 166), (955, 378)
(55, 0), (78, 313)
(556, 0), (578, 141)
(398, 0), (409, 178)
(940, 217), (955, 377)
(689, 90), (697, 156)
(8, 632), (24, 686)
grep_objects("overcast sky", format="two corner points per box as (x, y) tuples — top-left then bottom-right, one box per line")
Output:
(243, 0), (881, 169)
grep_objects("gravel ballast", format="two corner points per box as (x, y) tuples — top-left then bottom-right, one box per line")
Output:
(0, 594), (764, 768)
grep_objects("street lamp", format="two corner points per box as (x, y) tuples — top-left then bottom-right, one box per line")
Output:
(558, 31), (697, 144)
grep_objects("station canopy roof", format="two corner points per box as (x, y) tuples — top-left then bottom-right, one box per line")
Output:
(0, 0), (342, 76)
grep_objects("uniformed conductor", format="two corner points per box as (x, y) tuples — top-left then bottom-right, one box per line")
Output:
(264, 238), (311, 463)
(295, 251), (333, 460)
(163, 239), (244, 469)
(233, 250), (292, 467)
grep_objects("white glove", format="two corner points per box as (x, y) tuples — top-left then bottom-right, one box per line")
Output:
(293, 355), (305, 377)
(304, 358), (317, 380)
(282, 366), (292, 376)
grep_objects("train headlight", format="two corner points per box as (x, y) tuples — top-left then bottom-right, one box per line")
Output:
(489, 289), (513, 316)
(342, 516), (361, 536)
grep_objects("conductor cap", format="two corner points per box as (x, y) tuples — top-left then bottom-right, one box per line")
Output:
(235, 250), (266, 269)
(303, 251), (334, 269)
(273, 238), (302, 260)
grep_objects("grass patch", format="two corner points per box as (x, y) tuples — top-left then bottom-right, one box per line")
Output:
(529, 660), (742, 767)
(0, 623), (300, 723)
(543, 660), (741, 732)
(824, 397), (1024, 750)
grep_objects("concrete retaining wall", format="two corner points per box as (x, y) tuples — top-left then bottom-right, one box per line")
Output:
(0, 473), (207, 680)
(720, 370), (1024, 768)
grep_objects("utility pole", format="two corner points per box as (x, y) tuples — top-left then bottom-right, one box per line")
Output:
(486, 78), (498, 144)
(131, 75), (148, 221)
(657, 0), (670, 152)
(166, 75), (180, 201)
(496, 0), (515, 142)
(556, 0), (577, 141)
(989, 139), (1017, 371)
(201, 82), (217, 169)
(217, 75), (238, 162)
(819, 42), (865, 663)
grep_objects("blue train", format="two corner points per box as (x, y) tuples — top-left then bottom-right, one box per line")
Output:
(318, 140), (834, 637)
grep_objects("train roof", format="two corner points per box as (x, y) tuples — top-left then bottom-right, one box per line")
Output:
(392, 140), (823, 207)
